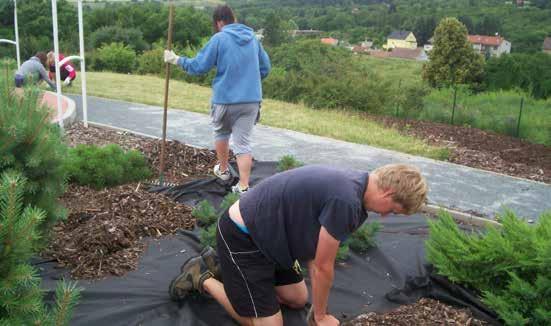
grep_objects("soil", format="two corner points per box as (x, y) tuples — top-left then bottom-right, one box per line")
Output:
(371, 115), (550, 184)
(46, 123), (219, 279)
(345, 298), (488, 325)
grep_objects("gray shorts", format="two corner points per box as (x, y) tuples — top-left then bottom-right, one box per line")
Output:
(211, 102), (260, 156)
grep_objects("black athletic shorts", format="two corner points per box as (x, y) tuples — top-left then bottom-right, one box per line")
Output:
(216, 210), (303, 318)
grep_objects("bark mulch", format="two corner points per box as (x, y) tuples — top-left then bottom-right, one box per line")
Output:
(345, 298), (488, 326)
(45, 123), (220, 279)
(371, 115), (550, 184)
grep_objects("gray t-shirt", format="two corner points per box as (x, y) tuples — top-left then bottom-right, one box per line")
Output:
(239, 165), (369, 268)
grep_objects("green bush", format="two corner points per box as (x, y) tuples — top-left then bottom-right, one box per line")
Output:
(345, 221), (382, 253)
(93, 42), (136, 73)
(0, 172), (80, 325)
(0, 71), (68, 230)
(64, 144), (152, 189)
(192, 200), (218, 227)
(136, 47), (164, 75)
(277, 155), (304, 172)
(90, 26), (149, 53)
(426, 211), (551, 325)
(200, 224), (217, 249)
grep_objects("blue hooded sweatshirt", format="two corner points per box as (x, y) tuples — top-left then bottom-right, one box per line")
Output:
(177, 23), (271, 105)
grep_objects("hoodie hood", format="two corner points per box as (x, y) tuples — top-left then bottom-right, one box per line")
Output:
(222, 23), (255, 46)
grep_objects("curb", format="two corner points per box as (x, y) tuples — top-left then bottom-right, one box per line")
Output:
(422, 204), (502, 228)
(46, 91), (77, 127)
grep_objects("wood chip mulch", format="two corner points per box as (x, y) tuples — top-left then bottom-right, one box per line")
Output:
(345, 298), (489, 325)
(370, 115), (550, 184)
(44, 123), (220, 279)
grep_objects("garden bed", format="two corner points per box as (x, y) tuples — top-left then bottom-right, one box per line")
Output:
(372, 115), (550, 183)
(45, 123), (495, 324)
(45, 123), (219, 279)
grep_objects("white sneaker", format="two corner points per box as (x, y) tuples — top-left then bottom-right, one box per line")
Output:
(213, 164), (231, 181)
(231, 184), (249, 194)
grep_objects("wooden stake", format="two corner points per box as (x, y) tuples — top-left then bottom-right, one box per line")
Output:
(159, 2), (175, 186)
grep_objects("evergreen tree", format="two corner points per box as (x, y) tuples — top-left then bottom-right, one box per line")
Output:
(422, 17), (484, 88)
(0, 172), (80, 325)
(0, 65), (68, 231)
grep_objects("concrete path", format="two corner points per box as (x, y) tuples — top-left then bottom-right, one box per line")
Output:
(69, 95), (551, 221)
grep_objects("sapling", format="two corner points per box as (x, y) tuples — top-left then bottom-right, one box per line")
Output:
(277, 155), (304, 172)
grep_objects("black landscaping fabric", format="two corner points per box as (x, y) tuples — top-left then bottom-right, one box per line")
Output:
(39, 161), (501, 325)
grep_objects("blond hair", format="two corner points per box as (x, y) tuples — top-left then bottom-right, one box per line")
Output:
(373, 164), (428, 215)
(46, 51), (55, 67)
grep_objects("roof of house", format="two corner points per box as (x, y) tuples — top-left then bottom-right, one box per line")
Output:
(368, 50), (391, 58)
(468, 35), (504, 46)
(389, 47), (423, 60)
(388, 31), (413, 40)
(544, 37), (551, 50)
(321, 37), (338, 45)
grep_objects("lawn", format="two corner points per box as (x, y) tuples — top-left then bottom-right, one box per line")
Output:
(66, 72), (449, 160)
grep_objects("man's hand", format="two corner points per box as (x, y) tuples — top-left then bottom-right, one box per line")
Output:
(164, 50), (180, 65)
(314, 314), (340, 326)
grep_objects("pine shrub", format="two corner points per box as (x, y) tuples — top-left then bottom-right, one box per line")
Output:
(193, 193), (241, 248)
(64, 144), (152, 189)
(277, 155), (304, 172)
(0, 72), (68, 229)
(426, 211), (551, 325)
(0, 172), (80, 325)
(345, 221), (382, 253)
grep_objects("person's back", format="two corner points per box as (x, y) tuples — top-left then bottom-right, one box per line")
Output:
(15, 52), (56, 89)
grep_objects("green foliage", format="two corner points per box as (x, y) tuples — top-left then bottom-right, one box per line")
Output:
(0, 172), (80, 325)
(485, 53), (551, 99)
(337, 222), (382, 262)
(0, 70), (68, 229)
(264, 40), (391, 113)
(423, 17), (485, 88)
(192, 200), (218, 227)
(194, 193), (241, 247)
(277, 155), (304, 172)
(93, 42), (136, 73)
(90, 26), (149, 53)
(345, 221), (382, 253)
(200, 224), (217, 249)
(64, 144), (152, 189)
(263, 11), (289, 47)
(426, 210), (551, 325)
(136, 47), (164, 76)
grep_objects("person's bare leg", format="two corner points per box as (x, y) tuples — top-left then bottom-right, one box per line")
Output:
(236, 153), (253, 189)
(202, 278), (283, 326)
(275, 281), (308, 309)
(215, 139), (230, 172)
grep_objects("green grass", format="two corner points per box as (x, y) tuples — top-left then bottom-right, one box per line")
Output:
(66, 72), (449, 160)
(356, 55), (423, 89)
(423, 88), (551, 146)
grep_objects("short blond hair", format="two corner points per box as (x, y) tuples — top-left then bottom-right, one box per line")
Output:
(373, 164), (428, 215)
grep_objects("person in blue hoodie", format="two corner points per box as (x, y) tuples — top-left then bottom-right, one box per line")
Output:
(164, 5), (271, 195)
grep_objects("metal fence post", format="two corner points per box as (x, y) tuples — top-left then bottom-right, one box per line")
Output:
(516, 97), (524, 138)
(450, 86), (458, 125)
(395, 79), (402, 117)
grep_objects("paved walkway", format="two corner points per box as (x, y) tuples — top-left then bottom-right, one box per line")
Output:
(69, 95), (551, 221)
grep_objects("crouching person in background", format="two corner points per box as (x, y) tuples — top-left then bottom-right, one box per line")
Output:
(14, 52), (56, 90)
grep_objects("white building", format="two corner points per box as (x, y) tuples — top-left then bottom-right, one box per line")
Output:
(468, 35), (511, 57)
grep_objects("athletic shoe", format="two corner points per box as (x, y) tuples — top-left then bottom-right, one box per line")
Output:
(180, 246), (221, 280)
(231, 184), (249, 194)
(213, 164), (231, 181)
(169, 256), (214, 301)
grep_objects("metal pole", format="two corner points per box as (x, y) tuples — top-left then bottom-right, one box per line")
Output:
(78, 0), (88, 127)
(159, 3), (174, 185)
(14, 0), (21, 68)
(516, 97), (524, 137)
(395, 79), (402, 117)
(51, 0), (63, 130)
(451, 86), (457, 125)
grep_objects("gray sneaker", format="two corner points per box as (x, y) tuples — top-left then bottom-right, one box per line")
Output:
(213, 164), (231, 181)
(231, 184), (249, 194)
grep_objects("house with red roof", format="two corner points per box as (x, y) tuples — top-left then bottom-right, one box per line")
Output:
(468, 35), (511, 57)
(320, 37), (339, 46)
